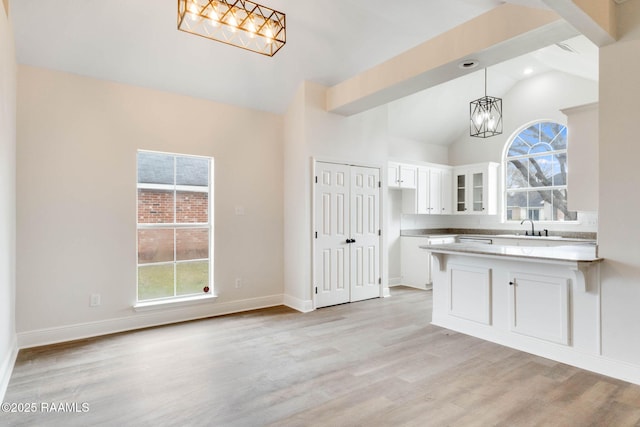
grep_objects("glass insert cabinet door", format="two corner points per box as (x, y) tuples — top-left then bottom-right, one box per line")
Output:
(472, 172), (484, 212)
(455, 170), (486, 213)
(457, 174), (466, 212)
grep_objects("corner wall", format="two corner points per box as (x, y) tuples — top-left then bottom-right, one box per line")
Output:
(598, 0), (640, 366)
(0, 1), (17, 399)
(16, 66), (284, 347)
(283, 81), (397, 308)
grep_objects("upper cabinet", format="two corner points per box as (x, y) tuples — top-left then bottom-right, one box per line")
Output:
(425, 167), (452, 215)
(561, 103), (598, 212)
(400, 164), (452, 215)
(388, 162), (417, 189)
(389, 160), (496, 216)
(453, 162), (499, 215)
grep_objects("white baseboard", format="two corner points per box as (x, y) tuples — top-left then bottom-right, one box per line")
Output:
(388, 276), (402, 286)
(432, 315), (640, 386)
(18, 294), (284, 349)
(0, 334), (18, 402)
(389, 282), (431, 291)
(283, 294), (314, 313)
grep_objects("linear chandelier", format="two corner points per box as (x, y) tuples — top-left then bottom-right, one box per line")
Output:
(178, 0), (286, 57)
(470, 68), (503, 138)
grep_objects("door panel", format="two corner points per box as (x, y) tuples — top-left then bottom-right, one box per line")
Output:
(509, 272), (569, 345)
(315, 163), (351, 307)
(429, 169), (441, 214)
(350, 166), (380, 302)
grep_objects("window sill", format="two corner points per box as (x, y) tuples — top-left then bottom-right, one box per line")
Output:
(133, 294), (218, 312)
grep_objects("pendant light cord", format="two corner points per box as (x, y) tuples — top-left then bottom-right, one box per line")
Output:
(484, 68), (487, 97)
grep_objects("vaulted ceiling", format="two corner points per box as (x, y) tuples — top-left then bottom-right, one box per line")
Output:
(10, 0), (598, 145)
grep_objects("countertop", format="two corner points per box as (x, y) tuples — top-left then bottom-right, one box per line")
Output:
(420, 242), (603, 263)
(401, 230), (596, 244)
(400, 228), (597, 241)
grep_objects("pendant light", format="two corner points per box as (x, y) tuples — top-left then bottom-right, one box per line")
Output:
(470, 68), (503, 138)
(178, 0), (286, 57)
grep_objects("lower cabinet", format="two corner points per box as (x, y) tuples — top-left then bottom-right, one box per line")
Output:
(508, 272), (570, 345)
(448, 264), (492, 325)
(441, 262), (571, 345)
(400, 236), (455, 288)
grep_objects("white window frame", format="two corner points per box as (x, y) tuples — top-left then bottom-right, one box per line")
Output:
(135, 150), (215, 308)
(502, 120), (577, 224)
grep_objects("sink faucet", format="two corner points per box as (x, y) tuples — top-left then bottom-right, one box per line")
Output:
(521, 219), (535, 236)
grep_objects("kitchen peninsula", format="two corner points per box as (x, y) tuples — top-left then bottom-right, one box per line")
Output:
(423, 241), (610, 377)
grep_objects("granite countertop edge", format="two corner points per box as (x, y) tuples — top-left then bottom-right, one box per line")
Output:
(421, 242), (602, 263)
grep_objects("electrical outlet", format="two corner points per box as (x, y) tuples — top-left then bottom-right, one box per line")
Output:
(90, 294), (101, 307)
(235, 278), (242, 288)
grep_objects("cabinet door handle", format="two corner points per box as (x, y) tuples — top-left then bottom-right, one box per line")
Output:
(509, 281), (514, 286)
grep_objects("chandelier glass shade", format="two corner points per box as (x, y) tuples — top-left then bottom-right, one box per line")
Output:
(470, 68), (503, 138)
(178, 0), (286, 57)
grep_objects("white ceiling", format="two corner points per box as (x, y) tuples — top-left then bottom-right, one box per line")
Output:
(10, 0), (598, 144)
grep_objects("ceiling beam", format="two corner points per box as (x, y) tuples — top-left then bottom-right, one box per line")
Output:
(542, 0), (617, 46)
(326, 4), (578, 116)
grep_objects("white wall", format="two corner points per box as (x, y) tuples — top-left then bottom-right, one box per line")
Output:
(599, 1), (640, 365)
(16, 66), (284, 346)
(388, 135), (449, 164)
(0, 1), (17, 399)
(387, 190), (403, 284)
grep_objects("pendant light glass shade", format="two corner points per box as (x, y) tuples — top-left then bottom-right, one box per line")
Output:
(470, 68), (502, 138)
(178, 0), (286, 57)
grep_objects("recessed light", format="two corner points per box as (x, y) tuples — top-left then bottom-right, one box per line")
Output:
(458, 60), (479, 69)
(524, 67), (533, 75)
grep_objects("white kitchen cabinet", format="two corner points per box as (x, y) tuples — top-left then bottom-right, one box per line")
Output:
(388, 162), (417, 189)
(401, 237), (430, 289)
(401, 235), (455, 288)
(509, 272), (570, 345)
(440, 169), (453, 215)
(561, 103), (598, 212)
(453, 163), (499, 215)
(403, 166), (452, 214)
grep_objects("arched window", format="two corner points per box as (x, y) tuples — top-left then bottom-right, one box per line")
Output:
(505, 121), (577, 222)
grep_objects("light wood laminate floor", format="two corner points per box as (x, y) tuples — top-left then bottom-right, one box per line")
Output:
(3, 287), (640, 426)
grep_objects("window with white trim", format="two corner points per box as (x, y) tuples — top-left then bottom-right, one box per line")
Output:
(505, 121), (577, 222)
(136, 151), (213, 302)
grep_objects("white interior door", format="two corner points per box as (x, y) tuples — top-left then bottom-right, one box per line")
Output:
(350, 166), (381, 302)
(314, 162), (381, 308)
(315, 162), (351, 308)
